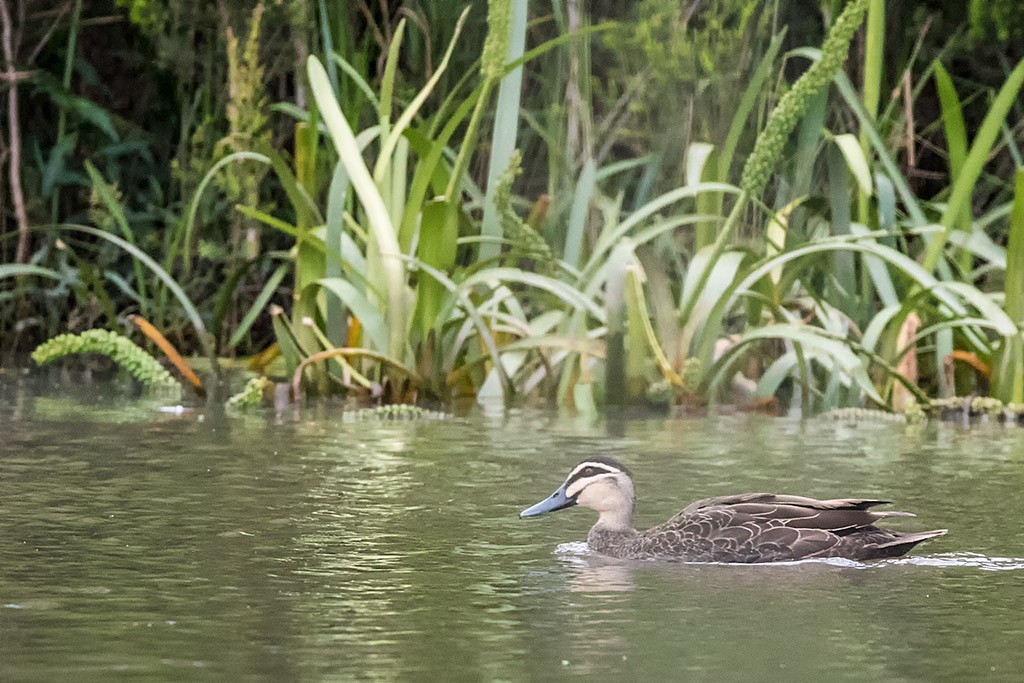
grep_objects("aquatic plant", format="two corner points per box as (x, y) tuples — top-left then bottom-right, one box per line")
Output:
(31, 329), (179, 390)
(226, 376), (271, 409)
(341, 405), (450, 421)
(5, 0), (1024, 420)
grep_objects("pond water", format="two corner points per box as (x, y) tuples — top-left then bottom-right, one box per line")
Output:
(3, 381), (1024, 681)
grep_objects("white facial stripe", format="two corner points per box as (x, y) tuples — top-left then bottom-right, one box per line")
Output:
(565, 471), (617, 498)
(566, 461), (619, 481)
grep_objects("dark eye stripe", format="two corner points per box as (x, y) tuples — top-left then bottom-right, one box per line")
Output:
(566, 463), (616, 487)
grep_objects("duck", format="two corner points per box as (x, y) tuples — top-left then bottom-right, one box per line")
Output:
(520, 457), (947, 563)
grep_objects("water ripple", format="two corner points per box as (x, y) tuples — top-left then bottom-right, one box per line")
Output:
(554, 544), (1024, 571)
(886, 552), (1024, 571)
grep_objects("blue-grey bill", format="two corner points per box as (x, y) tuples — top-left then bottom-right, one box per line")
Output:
(520, 484), (576, 518)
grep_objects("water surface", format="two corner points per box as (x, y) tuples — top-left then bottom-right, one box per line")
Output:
(2, 383), (1024, 681)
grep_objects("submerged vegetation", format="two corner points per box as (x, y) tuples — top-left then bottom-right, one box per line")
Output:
(2, 0), (1024, 416)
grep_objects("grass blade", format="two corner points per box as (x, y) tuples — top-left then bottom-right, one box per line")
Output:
(373, 9), (470, 184)
(1006, 168), (1024, 326)
(924, 57), (1024, 272)
(308, 55), (407, 362)
(479, 0), (528, 262)
(316, 278), (388, 351)
(324, 161), (349, 346)
(57, 223), (216, 364)
(933, 62), (968, 179)
(181, 151), (270, 275)
(228, 263), (288, 349)
(84, 161), (147, 310)
(857, 0), (884, 222)
(992, 168), (1024, 404)
(718, 28), (787, 183)
(832, 133), (873, 195)
(564, 158), (596, 269)
(0, 264), (61, 280)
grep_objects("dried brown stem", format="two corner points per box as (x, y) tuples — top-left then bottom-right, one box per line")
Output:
(26, 0), (70, 64)
(0, 0), (29, 263)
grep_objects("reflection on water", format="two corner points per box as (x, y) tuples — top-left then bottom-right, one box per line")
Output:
(3, 380), (1024, 680)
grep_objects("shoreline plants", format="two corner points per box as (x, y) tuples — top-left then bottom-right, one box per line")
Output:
(4, 0), (1024, 417)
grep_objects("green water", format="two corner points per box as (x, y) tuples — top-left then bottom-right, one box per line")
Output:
(3, 386), (1024, 681)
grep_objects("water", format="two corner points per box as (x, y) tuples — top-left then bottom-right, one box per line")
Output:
(3, 384), (1024, 681)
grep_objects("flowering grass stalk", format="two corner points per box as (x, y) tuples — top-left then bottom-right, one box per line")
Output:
(740, 0), (870, 198)
(32, 330), (180, 390)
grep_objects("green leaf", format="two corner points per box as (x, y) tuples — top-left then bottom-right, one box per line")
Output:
(83, 161), (134, 244)
(414, 199), (458, 337)
(832, 133), (873, 195)
(582, 182), (740, 281)
(1006, 168), (1024, 326)
(36, 77), (119, 141)
(402, 256), (512, 401)
(309, 55), (407, 362)
(181, 151), (270, 275)
(756, 351), (799, 399)
(564, 158), (597, 269)
(331, 53), (379, 108)
(479, 0), (528, 262)
(831, 69), (928, 227)
(461, 267), (605, 323)
(83, 161), (148, 312)
(573, 382), (599, 418)
(0, 264), (62, 280)
(680, 248), (745, 355)
(325, 161), (349, 347)
(849, 224), (898, 307)
(718, 28), (788, 182)
(378, 19), (406, 140)
(685, 143), (716, 188)
(229, 264), (289, 349)
(992, 333), (1024, 405)
(933, 62), (968, 179)
(925, 57), (1024, 272)
(57, 223), (214, 361)
(316, 278), (388, 351)
(271, 308), (303, 373)
(373, 8), (470, 184)
(707, 323), (884, 407)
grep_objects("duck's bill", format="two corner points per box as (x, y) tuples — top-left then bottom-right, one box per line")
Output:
(520, 484), (577, 517)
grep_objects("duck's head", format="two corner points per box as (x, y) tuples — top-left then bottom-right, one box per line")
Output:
(520, 457), (635, 529)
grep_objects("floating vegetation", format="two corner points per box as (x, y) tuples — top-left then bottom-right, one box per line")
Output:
(820, 407), (909, 423)
(226, 376), (271, 409)
(31, 330), (180, 391)
(822, 398), (1024, 425)
(341, 405), (450, 421)
(927, 396), (1024, 424)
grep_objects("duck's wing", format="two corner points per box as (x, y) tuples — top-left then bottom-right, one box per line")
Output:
(652, 493), (926, 562)
(680, 493), (914, 529)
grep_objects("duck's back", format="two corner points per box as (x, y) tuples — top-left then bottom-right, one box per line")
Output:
(599, 493), (946, 562)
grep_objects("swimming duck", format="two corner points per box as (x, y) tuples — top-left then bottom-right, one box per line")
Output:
(520, 457), (947, 563)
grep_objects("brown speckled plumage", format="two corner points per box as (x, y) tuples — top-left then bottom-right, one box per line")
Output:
(521, 458), (947, 563)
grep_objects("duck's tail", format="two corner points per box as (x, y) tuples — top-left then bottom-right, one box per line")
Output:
(870, 529), (948, 559)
